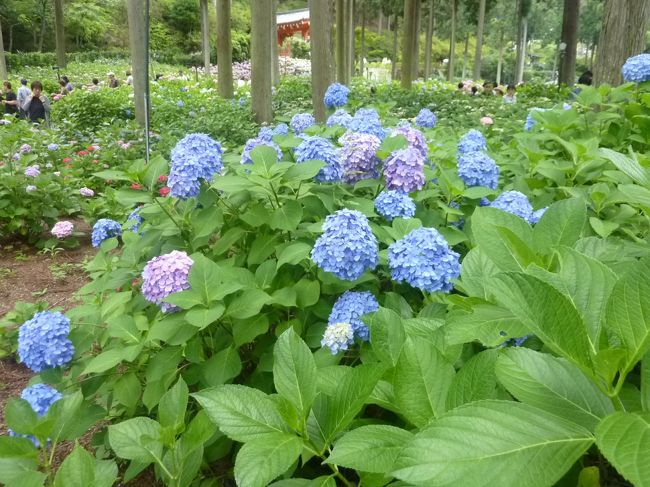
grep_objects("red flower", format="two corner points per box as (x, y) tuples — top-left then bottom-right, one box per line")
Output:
(131, 183), (143, 190)
(63, 157), (72, 163)
(77, 150), (89, 156)
(159, 186), (170, 197)
(87, 145), (96, 151)
(158, 174), (168, 183)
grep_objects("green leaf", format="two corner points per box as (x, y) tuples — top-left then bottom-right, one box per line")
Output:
(108, 417), (162, 463)
(0, 436), (38, 484)
(456, 248), (501, 299)
(187, 254), (222, 305)
(94, 459), (118, 487)
(158, 378), (188, 431)
(491, 272), (594, 370)
(248, 234), (280, 265)
(533, 198), (586, 251)
(445, 304), (529, 347)
(162, 290), (204, 310)
(446, 350), (498, 410)
(53, 444), (95, 487)
(255, 259), (277, 289)
(294, 279), (320, 307)
(589, 217), (619, 238)
(200, 346), (242, 386)
(47, 391), (105, 442)
(393, 400), (594, 486)
(394, 338), (455, 427)
(600, 148), (650, 187)
(226, 289), (270, 319)
(5, 399), (38, 435)
(277, 242), (312, 269)
(114, 373), (142, 410)
(82, 345), (142, 374)
(193, 385), (290, 442)
(326, 425), (413, 473)
(283, 160), (324, 182)
(185, 304), (225, 329)
(366, 307), (406, 367)
(234, 433), (302, 487)
(496, 348), (614, 431)
(604, 256), (650, 374)
(270, 200), (304, 231)
(273, 329), (318, 419)
(596, 412), (650, 486)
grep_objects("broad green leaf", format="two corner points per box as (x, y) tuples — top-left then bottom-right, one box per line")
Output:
(533, 198), (586, 251)
(4, 470), (46, 487)
(604, 257), (650, 374)
(270, 200), (304, 231)
(82, 345), (142, 374)
(200, 346), (242, 386)
(185, 304), (225, 329)
(234, 433), (302, 487)
(273, 329), (318, 419)
(255, 259), (277, 289)
(277, 242), (312, 269)
(226, 289), (270, 319)
(54, 444), (95, 487)
(642, 351), (650, 412)
(294, 279), (320, 307)
(600, 148), (650, 187)
(446, 350), (498, 410)
(445, 304), (529, 347)
(158, 378), (188, 431)
(457, 248), (501, 299)
(192, 385), (290, 442)
(283, 159), (325, 182)
(114, 373), (141, 411)
(108, 417), (162, 463)
(366, 307), (406, 367)
(595, 412), (650, 487)
(326, 425), (413, 473)
(248, 234), (280, 265)
(142, 154), (169, 189)
(393, 400), (594, 487)
(5, 399), (38, 435)
(46, 391), (105, 442)
(187, 254), (222, 305)
(589, 217), (619, 238)
(491, 273), (594, 369)
(394, 338), (455, 427)
(94, 459), (119, 487)
(496, 348), (614, 431)
(0, 436), (38, 483)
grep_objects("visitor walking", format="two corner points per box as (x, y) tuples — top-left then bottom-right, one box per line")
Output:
(1, 82), (19, 116)
(23, 81), (51, 126)
(17, 79), (31, 118)
(107, 72), (120, 88)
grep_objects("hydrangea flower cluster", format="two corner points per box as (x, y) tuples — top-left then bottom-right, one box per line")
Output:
(141, 250), (194, 313)
(388, 227), (461, 293)
(311, 209), (378, 281)
(241, 137), (283, 165)
(327, 290), (379, 341)
(489, 191), (534, 220)
(383, 147), (426, 193)
(51, 221), (74, 238)
(79, 187), (94, 197)
(622, 53), (650, 83)
(347, 108), (388, 140)
(528, 207), (548, 224)
(324, 83), (351, 108)
(375, 190), (417, 221)
(126, 207), (143, 233)
(47, 143), (59, 151)
(457, 151), (500, 189)
(294, 135), (343, 183)
(91, 218), (122, 247)
(392, 125), (428, 157)
(458, 129), (487, 154)
(18, 311), (74, 372)
(327, 109), (353, 128)
(321, 322), (354, 354)
(168, 133), (223, 199)
(26, 185), (36, 193)
(273, 123), (289, 136)
(290, 113), (316, 134)
(257, 126), (274, 141)
(415, 108), (437, 128)
(20, 144), (32, 154)
(338, 131), (381, 183)
(24, 165), (40, 178)
(9, 384), (63, 447)
(524, 108), (547, 131)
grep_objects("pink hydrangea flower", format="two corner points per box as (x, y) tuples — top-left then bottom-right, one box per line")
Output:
(51, 221), (74, 238)
(480, 116), (494, 126)
(79, 187), (94, 197)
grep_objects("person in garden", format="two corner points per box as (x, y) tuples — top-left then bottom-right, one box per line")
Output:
(570, 70), (593, 99)
(17, 79), (31, 117)
(88, 78), (100, 91)
(504, 84), (517, 104)
(58, 79), (70, 96)
(62, 76), (73, 92)
(107, 72), (120, 88)
(23, 81), (51, 126)
(1, 81), (19, 116)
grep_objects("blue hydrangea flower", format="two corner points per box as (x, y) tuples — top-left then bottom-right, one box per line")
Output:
(458, 129), (487, 154)
(241, 137), (283, 165)
(321, 322), (355, 354)
(622, 53), (650, 83)
(18, 311), (74, 372)
(257, 126), (274, 141)
(126, 207), (143, 233)
(91, 218), (122, 247)
(383, 147), (426, 193)
(388, 227), (461, 293)
(529, 207), (548, 224)
(338, 131), (381, 184)
(457, 151), (500, 189)
(274, 123), (289, 136)
(177, 100), (184, 108)
(142, 251), (194, 313)
(347, 108), (388, 140)
(311, 209), (378, 281)
(392, 125), (428, 157)
(415, 108), (437, 128)
(291, 113), (316, 134)
(524, 108), (547, 131)
(47, 143), (59, 151)
(324, 83), (351, 108)
(375, 190), (416, 221)
(9, 384), (63, 447)
(294, 135), (343, 183)
(168, 133), (223, 199)
(490, 190), (533, 221)
(327, 109), (353, 128)
(328, 290), (379, 341)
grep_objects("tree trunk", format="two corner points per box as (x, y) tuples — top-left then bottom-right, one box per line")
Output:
(594, 0), (650, 85)
(8, 24), (13, 53)
(127, 0), (149, 127)
(347, 0), (355, 79)
(424, 0), (434, 80)
(336, 0), (347, 83)
(54, 0), (66, 68)
(472, 0), (486, 80)
(271, 0), (280, 86)
(411, 0), (420, 80)
(310, 0), (333, 122)
(0, 21), (6, 81)
(515, 0), (529, 84)
(216, 0), (233, 98)
(401, 0), (417, 88)
(378, 10), (383, 35)
(590, 43), (596, 69)
(448, 0), (457, 81)
(391, 14), (399, 80)
(496, 27), (504, 85)
(558, 0), (579, 86)
(360, 2), (366, 77)
(461, 33), (469, 79)
(200, 0), (210, 73)
(38, 13), (46, 52)
(251, 0), (273, 123)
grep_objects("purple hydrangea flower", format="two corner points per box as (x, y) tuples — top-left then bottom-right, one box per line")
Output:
(490, 190), (533, 221)
(388, 227), (461, 293)
(311, 209), (378, 281)
(327, 290), (379, 341)
(12, 153), (21, 161)
(294, 135), (343, 183)
(338, 131), (381, 183)
(20, 144), (32, 154)
(47, 143), (59, 151)
(383, 147), (426, 193)
(324, 83), (351, 108)
(290, 113), (316, 134)
(18, 311), (74, 372)
(374, 190), (416, 221)
(457, 151), (500, 189)
(51, 221), (74, 238)
(392, 125), (428, 157)
(79, 187), (94, 197)
(415, 108), (437, 128)
(622, 53), (650, 83)
(241, 137), (283, 165)
(169, 133), (223, 199)
(321, 323), (354, 354)
(24, 165), (40, 178)
(347, 108), (388, 140)
(91, 218), (122, 247)
(141, 250), (194, 313)
(327, 109), (353, 128)
(458, 129), (487, 154)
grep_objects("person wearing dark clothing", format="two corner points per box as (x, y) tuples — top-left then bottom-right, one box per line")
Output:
(1, 82), (19, 115)
(571, 70), (593, 99)
(23, 81), (51, 126)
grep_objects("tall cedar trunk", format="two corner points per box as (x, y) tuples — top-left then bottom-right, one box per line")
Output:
(347, 0), (355, 79)
(424, 0), (434, 80)
(310, 0), (333, 122)
(336, 0), (347, 82)
(472, 0), (486, 80)
(38, 13), (46, 52)
(590, 44), (596, 69)
(515, 0), (529, 83)
(378, 10), (383, 35)
(0, 20), (6, 81)
(200, 0), (210, 72)
(271, 0), (280, 86)
(411, 0), (420, 80)
(251, 0), (273, 123)
(401, 0), (417, 88)
(216, 0), (233, 98)
(448, 0), (457, 81)
(594, 0), (650, 85)
(127, 0), (148, 126)
(391, 14), (399, 80)
(496, 27), (504, 85)
(461, 33), (469, 79)
(9, 24), (13, 53)
(360, 2), (366, 77)
(54, 0), (66, 68)
(558, 0), (579, 86)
